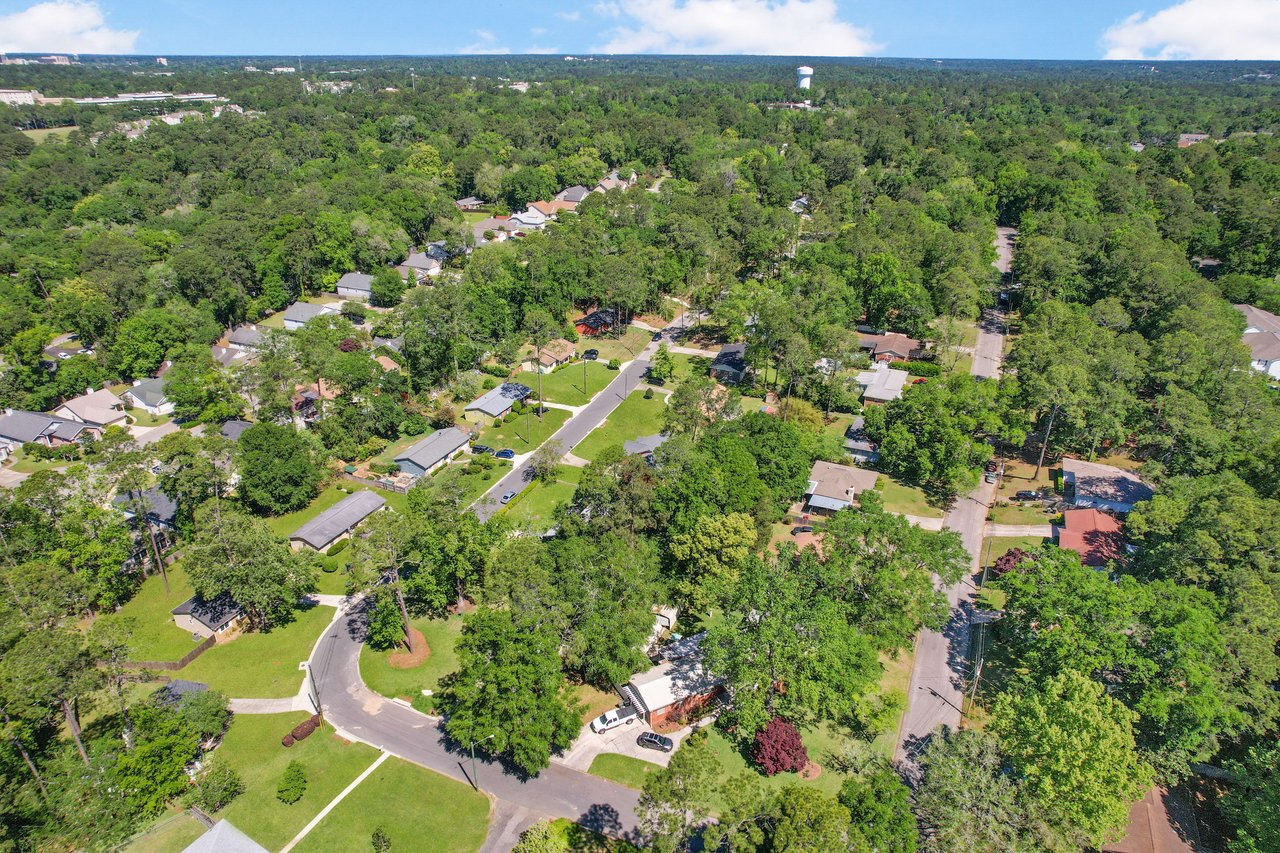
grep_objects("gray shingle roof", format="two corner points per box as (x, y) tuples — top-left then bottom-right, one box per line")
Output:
(283, 302), (327, 324)
(182, 820), (269, 853)
(228, 325), (264, 347)
(171, 593), (243, 632)
(126, 377), (168, 408)
(289, 490), (386, 550)
(219, 419), (253, 441)
(336, 272), (373, 293)
(624, 434), (668, 455)
(465, 383), (532, 417)
(395, 427), (471, 471)
(0, 410), (61, 443)
(403, 252), (442, 271)
(113, 487), (178, 528)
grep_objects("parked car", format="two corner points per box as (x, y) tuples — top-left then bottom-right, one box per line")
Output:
(495, 449), (515, 459)
(912, 377), (928, 384)
(57, 351), (71, 360)
(590, 705), (639, 733)
(637, 732), (674, 753)
(791, 525), (814, 535)
(1013, 490), (1040, 501)
(499, 490), (517, 504)
(471, 445), (494, 455)
(651, 332), (663, 341)
(583, 349), (599, 361)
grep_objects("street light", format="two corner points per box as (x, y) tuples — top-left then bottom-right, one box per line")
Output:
(469, 733), (495, 790)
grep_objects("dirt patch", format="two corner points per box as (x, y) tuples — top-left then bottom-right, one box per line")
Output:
(387, 629), (430, 669)
(799, 761), (822, 781)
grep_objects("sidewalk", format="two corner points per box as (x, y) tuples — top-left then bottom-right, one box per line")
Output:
(986, 522), (1053, 537)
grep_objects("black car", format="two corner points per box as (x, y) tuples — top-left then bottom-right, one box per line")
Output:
(583, 349), (599, 361)
(652, 332), (664, 341)
(471, 445), (494, 455)
(637, 732), (674, 753)
(791, 525), (814, 535)
(1013, 490), (1040, 501)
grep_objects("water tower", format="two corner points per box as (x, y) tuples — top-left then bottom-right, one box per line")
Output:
(796, 65), (813, 90)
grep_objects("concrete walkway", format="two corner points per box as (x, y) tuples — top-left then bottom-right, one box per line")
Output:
(279, 751), (390, 852)
(987, 522), (1053, 538)
(479, 801), (538, 853)
(901, 514), (945, 531)
(669, 345), (719, 358)
(228, 693), (310, 714)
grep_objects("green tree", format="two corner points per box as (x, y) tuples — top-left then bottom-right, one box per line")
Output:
(370, 267), (407, 307)
(442, 610), (580, 776)
(637, 730), (721, 853)
(512, 820), (566, 852)
(1221, 741), (1280, 853)
(276, 760), (307, 804)
(914, 729), (1027, 853)
(235, 423), (323, 515)
(839, 768), (918, 853)
(668, 511), (756, 606)
(991, 670), (1152, 848)
(767, 786), (855, 853)
(649, 343), (675, 382)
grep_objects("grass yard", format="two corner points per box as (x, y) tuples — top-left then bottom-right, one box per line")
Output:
(589, 753), (663, 789)
(462, 210), (490, 225)
(21, 125), (78, 142)
(989, 500), (1057, 525)
(532, 361), (615, 406)
(945, 352), (974, 378)
(477, 407), (571, 454)
(121, 811), (207, 853)
(418, 458), (513, 508)
(982, 535), (1049, 570)
(125, 409), (172, 428)
(181, 602), (333, 698)
(994, 456), (1057, 501)
(584, 326), (652, 363)
(870, 650), (915, 760)
(875, 474), (945, 518)
(292, 756), (489, 853)
(666, 351), (706, 382)
(547, 818), (641, 852)
(574, 682), (621, 725)
(107, 563), (200, 662)
(822, 411), (857, 443)
(6, 448), (70, 474)
(215, 712), (380, 851)
(360, 614), (463, 702)
(264, 484), (407, 539)
(502, 476), (577, 529)
(570, 391), (667, 461)
(702, 723), (850, 812)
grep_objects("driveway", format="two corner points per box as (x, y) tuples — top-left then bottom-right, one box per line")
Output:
(0, 467), (28, 489)
(309, 602), (642, 841)
(558, 719), (693, 772)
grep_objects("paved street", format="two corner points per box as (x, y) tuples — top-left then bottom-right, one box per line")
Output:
(471, 312), (697, 521)
(309, 603), (643, 844)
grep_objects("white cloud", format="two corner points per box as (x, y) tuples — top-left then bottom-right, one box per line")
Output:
(1102, 0), (1280, 60)
(594, 0), (880, 55)
(0, 0), (138, 54)
(593, 2), (622, 18)
(459, 29), (510, 54)
(531, 26), (547, 36)
(555, 10), (583, 21)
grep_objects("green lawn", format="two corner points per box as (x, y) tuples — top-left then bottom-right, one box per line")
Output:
(360, 614), (463, 702)
(265, 484), (408, 539)
(121, 811), (207, 853)
(990, 501), (1056, 525)
(531, 361), (615, 406)
(702, 723), (850, 812)
(571, 391), (667, 461)
(292, 757), (489, 853)
(369, 429), (436, 468)
(21, 125), (77, 142)
(259, 310), (286, 329)
(477, 407), (571, 454)
(214, 712), (380, 851)
(462, 210), (490, 224)
(501, 465), (582, 528)
(982, 535), (1049, 569)
(107, 562), (201, 663)
(875, 474), (945, 518)
(547, 818), (641, 852)
(585, 326), (652, 363)
(181, 602), (333, 698)
(589, 753), (663, 789)
(6, 448), (71, 474)
(870, 650), (915, 760)
(417, 459), (513, 509)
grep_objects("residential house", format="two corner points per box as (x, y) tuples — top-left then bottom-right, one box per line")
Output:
(471, 216), (511, 244)
(1177, 133), (1210, 148)
(464, 382), (533, 422)
(803, 460), (879, 515)
(54, 387), (128, 427)
(454, 196), (486, 211)
(529, 199), (577, 218)
(227, 324), (264, 351)
(789, 195), (811, 217)
(1235, 304), (1280, 379)
(181, 819), (269, 853)
(401, 251), (442, 281)
(171, 594), (245, 639)
(624, 433), (668, 458)
(122, 377), (174, 417)
(374, 335), (405, 354)
(288, 490), (386, 551)
(113, 487), (178, 530)
(858, 331), (924, 363)
(843, 416), (879, 464)
(709, 343), (750, 383)
(375, 355), (402, 373)
(575, 309), (618, 337)
(219, 419), (253, 441)
(529, 338), (576, 373)
(282, 301), (337, 330)
(335, 272), (374, 300)
(508, 207), (549, 231)
(394, 426), (472, 478)
(855, 363), (910, 403)
(621, 632), (724, 728)
(1056, 508), (1126, 567)
(211, 345), (253, 367)
(554, 185), (590, 205)
(594, 170), (637, 193)
(0, 410), (99, 453)
(1061, 458), (1154, 514)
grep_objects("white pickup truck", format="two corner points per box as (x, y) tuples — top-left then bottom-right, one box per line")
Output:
(590, 704), (641, 733)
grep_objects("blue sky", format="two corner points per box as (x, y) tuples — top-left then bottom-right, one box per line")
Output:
(1, 0), (1278, 61)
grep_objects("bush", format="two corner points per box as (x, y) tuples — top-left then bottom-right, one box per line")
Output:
(993, 547), (1035, 576)
(493, 419), (502, 428)
(276, 760), (307, 805)
(311, 713), (323, 726)
(320, 559), (339, 574)
(326, 539), (349, 557)
(643, 388), (654, 399)
(903, 361), (941, 377)
(372, 827), (392, 852)
(186, 761), (244, 812)
(291, 719), (317, 741)
(281, 734), (295, 747)
(753, 717), (809, 776)
(400, 413), (429, 435)
(504, 411), (517, 423)
(480, 363), (510, 378)
(341, 302), (367, 323)
(607, 358), (621, 370)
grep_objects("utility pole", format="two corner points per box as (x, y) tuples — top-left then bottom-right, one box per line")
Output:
(469, 734), (495, 790)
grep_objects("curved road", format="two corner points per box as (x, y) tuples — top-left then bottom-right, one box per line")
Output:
(309, 602), (642, 844)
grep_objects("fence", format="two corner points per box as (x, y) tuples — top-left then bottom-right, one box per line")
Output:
(130, 634), (216, 671)
(341, 473), (409, 494)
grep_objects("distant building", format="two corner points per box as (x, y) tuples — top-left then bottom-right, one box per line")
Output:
(171, 594), (244, 639)
(335, 272), (374, 300)
(1177, 133), (1210, 148)
(0, 88), (37, 106)
(289, 490), (386, 551)
(394, 426), (472, 478)
(554, 185), (591, 205)
(454, 196), (485, 211)
(843, 416), (879, 464)
(156, 57), (169, 66)
(855, 363), (910, 403)
(796, 65), (814, 90)
(858, 331), (924, 363)
(271, 67), (296, 74)
(402, 251), (443, 280)
(1235, 304), (1280, 379)
(227, 324), (264, 351)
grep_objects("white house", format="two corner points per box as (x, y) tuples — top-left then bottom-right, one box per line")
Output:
(855, 363), (910, 403)
(54, 388), (128, 427)
(335, 272), (374, 300)
(508, 207), (549, 230)
(122, 377), (174, 417)
(282, 301), (338, 331)
(1236, 304), (1280, 380)
(1061, 458), (1154, 514)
